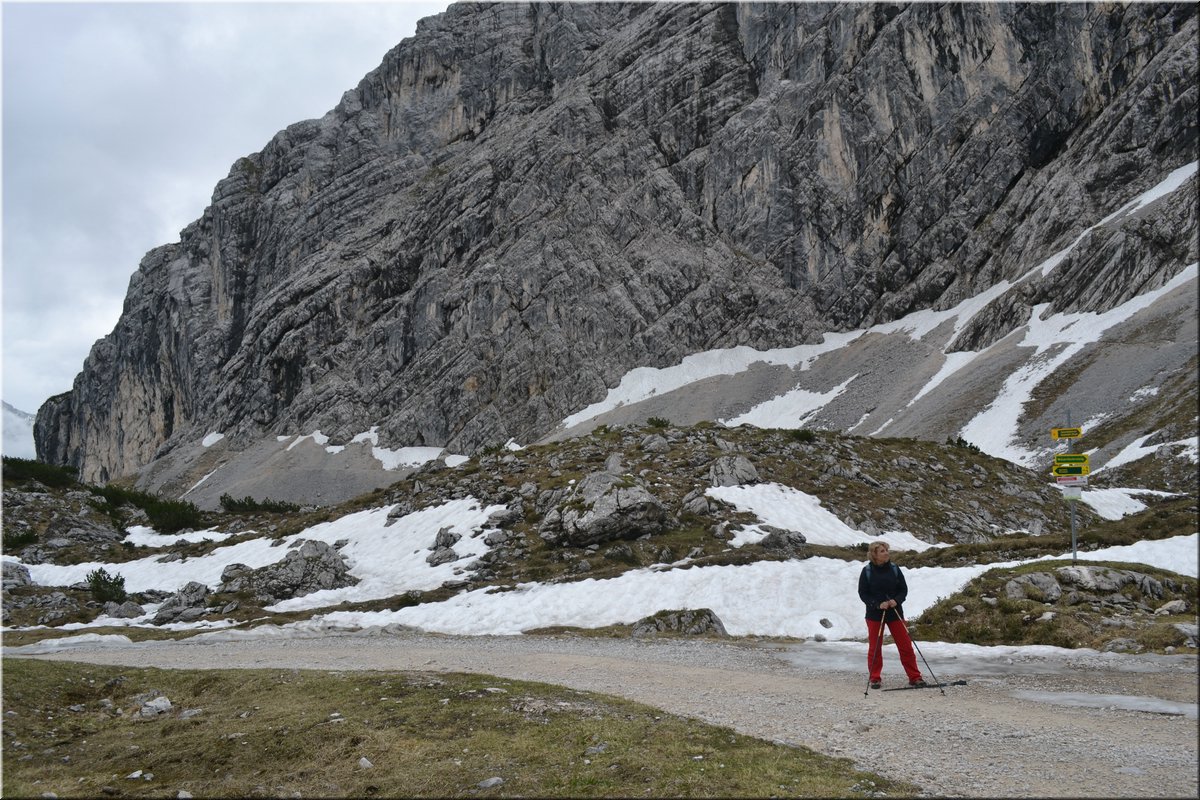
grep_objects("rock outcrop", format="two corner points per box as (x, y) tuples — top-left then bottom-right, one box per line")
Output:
(631, 608), (729, 638)
(538, 470), (673, 547)
(218, 539), (358, 603)
(35, 3), (1197, 496)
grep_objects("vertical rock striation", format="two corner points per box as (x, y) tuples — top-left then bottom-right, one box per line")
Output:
(37, 2), (1198, 484)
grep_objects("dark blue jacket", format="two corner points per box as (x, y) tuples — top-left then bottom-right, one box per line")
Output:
(858, 560), (908, 622)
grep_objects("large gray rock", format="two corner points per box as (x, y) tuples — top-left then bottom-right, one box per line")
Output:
(35, 2), (1197, 494)
(709, 455), (760, 487)
(631, 608), (728, 638)
(539, 471), (671, 547)
(103, 600), (147, 619)
(218, 540), (358, 602)
(1004, 572), (1065, 602)
(152, 581), (211, 624)
(2, 562), (32, 590)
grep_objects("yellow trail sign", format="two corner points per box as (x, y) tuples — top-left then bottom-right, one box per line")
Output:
(1051, 427), (1083, 439)
(1052, 464), (1091, 477)
(1054, 453), (1090, 465)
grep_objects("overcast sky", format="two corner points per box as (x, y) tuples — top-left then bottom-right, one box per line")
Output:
(2, 1), (447, 415)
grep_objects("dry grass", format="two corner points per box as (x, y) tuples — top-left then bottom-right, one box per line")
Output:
(2, 659), (917, 798)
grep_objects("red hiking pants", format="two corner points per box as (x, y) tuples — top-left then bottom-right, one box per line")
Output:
(866, 616), (923, 683)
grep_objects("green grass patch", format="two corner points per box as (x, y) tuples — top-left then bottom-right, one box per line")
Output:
(2, 659), (917, 798)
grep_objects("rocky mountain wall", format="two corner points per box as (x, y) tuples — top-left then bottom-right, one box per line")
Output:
(36, 2), (1198, 485)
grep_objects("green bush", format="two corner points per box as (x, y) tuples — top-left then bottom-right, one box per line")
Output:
(647, 417), (671, 429)
(947, 436), (981, 453)
(86, 567), (127, 604)
(788, 429), (817, 444)
(90, 485), (202, 534)
(220, 494), (301, 513)
(3, 527), (38, 550)
(2, 457), (79, 488)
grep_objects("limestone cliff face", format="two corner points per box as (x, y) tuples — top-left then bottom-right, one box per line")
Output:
(36, 2), (1198, 483)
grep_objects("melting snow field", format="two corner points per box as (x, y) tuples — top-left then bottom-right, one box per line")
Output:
(5, 484), (1195, 643)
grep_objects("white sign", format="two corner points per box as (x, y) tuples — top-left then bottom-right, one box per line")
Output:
(1056, 475), (1088, 487)
(1061, 486), (1083, 500)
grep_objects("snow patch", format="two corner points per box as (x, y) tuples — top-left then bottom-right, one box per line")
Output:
(287, 431), (330, 451)
(960, 264), (1198, 466)
(722, 374), (857, 428)
(124, 526), (235, 547)
(559, 332), (864, 429)
(706, 483), (941, 552)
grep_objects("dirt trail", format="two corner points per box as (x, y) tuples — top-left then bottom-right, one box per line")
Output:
(14, 632), (1198, 798)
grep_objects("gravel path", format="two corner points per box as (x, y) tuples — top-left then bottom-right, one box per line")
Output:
(14, 631), (1198, 798)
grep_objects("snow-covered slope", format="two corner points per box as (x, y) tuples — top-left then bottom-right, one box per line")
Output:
(547, 164), (1199, 476)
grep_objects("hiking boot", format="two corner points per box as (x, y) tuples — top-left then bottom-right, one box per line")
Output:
(909, 679), (928, 688)
(870, 682), (881, 690)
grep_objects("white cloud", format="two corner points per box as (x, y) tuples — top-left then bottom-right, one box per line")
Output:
(2, 2), (448, 414)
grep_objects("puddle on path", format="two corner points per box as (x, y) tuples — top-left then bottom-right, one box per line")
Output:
(1010, 690), (1198, 719)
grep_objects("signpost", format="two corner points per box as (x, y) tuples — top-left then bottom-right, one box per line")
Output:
(1051, 417), (1084, 562)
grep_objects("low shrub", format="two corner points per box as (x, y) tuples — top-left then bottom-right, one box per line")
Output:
(86, 567), (127, 604)
(2, 527), (38, 550)
(220, 494), (301, 513)
(2, 457), (78, 488)
(91, 485), (202, 533)
(947, 436), (981, 453)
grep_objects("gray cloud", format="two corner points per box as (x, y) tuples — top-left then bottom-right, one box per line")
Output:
(2, 1), (447, 417)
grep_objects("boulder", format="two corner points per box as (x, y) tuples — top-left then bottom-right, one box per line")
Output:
(680, 489), (711, 515)
(1172, 623), (1198, 648)
(153, 581), (211, 624)
(1004, 572), (1064, 602)
(640, 434), (670, 454)
(758, 527), (808, 555)
(217, 540), (358, 603)
(708, 456), (759, 487)
(431, 526), (462, 550)
(631, 608), (728, 638)
(1155, 599), (1189, 616)
(1054, 566), (1165, 598)
(538, 471), (671, 547)
(2, 562), (32, 590)
(487, 506), (523, 527)
(427, 547), (459, 566)
(103, 600), (146, 619)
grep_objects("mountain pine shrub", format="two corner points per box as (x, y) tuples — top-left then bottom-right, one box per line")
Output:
(86, 567), (127, 604)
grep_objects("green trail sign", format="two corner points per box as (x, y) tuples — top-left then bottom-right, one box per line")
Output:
(1052, 464), (1091, 477)
(1051, 427), (1083, 439)
(1054, 453), (1090, 466)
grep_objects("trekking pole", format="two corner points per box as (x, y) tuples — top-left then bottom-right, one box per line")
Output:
(897, 615), (945, 696)
(864, 607), (889, 697)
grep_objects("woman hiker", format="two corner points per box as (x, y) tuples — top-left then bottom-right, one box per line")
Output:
(858, 541), (926, 689)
